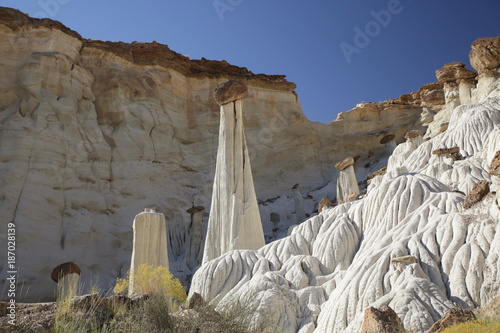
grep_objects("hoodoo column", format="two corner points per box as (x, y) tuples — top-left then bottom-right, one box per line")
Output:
(202, 80), (265, 264)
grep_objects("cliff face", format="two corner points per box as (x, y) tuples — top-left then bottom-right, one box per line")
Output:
(0, 7), (442, 301)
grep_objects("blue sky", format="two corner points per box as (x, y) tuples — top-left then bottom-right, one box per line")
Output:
(5, 0), (500, 123)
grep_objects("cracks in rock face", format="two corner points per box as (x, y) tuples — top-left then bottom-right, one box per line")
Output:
(9, 127), (46, 227)
(149, 126), (158, 162)
(59, 144), (69, 250)
(232, 102), (238, 191)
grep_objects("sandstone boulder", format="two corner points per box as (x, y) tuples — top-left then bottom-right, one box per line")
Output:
(346, 192), (358, 202)
(361, 306), (405, 333)
(187, 206), (205, 214)
(213, 79), (248, 106)
(432, 147), (462, 160)
(335, 156), (355, 171)
(51, 262), (81, 282)
(436, 62), (477, 83)
(490, 150), (500, 178)
(368, 167), (387, 180)
(318, 197), (333, 213)
(380, 134), (395, 144)
(470, 36), (500, 73)
(428, 308), (476, 333)
(463, 181), (490, 209)
(391, 255), (418, 265)
(418, 82), (445, 106)
(188, 292), (207, 310)
(404, 129), (422, 139)
(432, 147), (460, 155)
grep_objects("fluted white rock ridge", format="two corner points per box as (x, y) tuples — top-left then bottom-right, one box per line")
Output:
(387, 130), (424, 173)
(190, 88), (500, 333)
(202, 81), (265, 264)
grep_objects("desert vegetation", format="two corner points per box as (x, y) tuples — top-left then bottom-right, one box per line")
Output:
(441, 317), (500, 333)
(7, 263), (271, 333)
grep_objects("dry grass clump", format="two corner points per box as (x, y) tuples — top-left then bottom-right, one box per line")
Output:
(441, 318), (500, 333)
(47, 263), (270, 333)
(48, 294), (270, 333)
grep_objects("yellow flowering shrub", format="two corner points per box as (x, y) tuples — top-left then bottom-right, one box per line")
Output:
(114, 264), (187, 308)
(441, 319), (500, 333)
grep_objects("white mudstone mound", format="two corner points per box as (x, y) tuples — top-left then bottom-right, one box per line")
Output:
(387, 131), (424, 173)
(190, 89), (500, 333)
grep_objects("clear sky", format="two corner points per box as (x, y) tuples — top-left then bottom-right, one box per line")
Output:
(4, 0), (500, 123)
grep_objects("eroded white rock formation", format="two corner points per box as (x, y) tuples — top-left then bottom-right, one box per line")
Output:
(129, 210), (169, 295)
(185, 206), (205, 271)
(202, 80), (265, 264)
(335, 157), (359, 203)
(387, 130), (423, 173)
(189, 87), (500, 333)
(51, 262), (81, 300)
